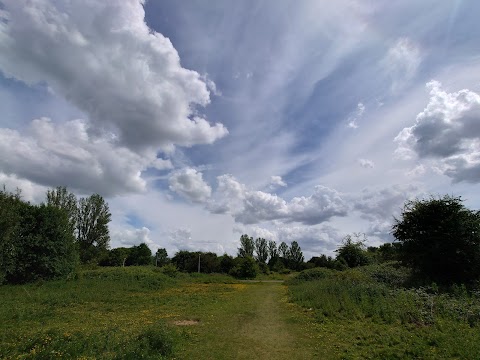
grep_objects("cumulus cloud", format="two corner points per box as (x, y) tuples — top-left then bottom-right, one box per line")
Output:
(269, 175), (287, 188)
(0, 172), (48, 203)
(395, 81), (480, 183)
(352, 184), (420, 240)
(382, 37), (421, 93)
(169, 168), (212, 203)
(0, 118), (170, 196)
(111, 226), (153, 247)
(169, 228), (195, 250)
(358, 158), (375, 168)
(208, 175), (348, 225)
(0, 0), (227, 151)
(207, 174), (246, 214)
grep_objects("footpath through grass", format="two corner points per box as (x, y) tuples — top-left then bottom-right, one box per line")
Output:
(176, 281), (318, 359)
(0, 267), (318, 359)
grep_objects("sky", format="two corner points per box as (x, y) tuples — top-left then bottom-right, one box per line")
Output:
(1, 0), (480, 259)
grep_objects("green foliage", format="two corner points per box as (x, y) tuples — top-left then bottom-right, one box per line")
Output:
(126, 243), (152, 266)
(392, 195), (480, 284)
(289, 264), (480, 329)
(218, 254), (235, 273)
(101, 247), (131, 267)
(254, 237), (268, 263)
(155, 248), (169, 267)
(0, 187), (23, 283)
(77, 193), (111, 263)
(171, 250), (197, 272)
(1, 201), (78, 284)
(278, 241), (288, 258)
(45, 186), (77, 235)
(335, 234), (370, 268)
(159, 263), (178, 278)
(230, 256), (258, 279)
(171, 251), (220, 273)
(307, 254), (336, 269)
(290, 267), (336, 283)
(267, 240), (278, 259)
(238, 234), (254, 257)
(286, 241), (304, 270)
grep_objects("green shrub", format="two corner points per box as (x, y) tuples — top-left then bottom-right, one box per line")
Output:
(229, 256), (258, 279)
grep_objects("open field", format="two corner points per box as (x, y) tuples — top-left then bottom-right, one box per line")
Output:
(0, 267), (317, 359)
(2, 265), (480, 359)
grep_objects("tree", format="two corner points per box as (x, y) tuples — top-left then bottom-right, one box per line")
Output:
(392, 195), (480, 284)
(254, 237), (268, 263)
(230, 256), (258, 279)
(219, 254), (235, 273)
(268, 240), (278, 259)
(335, 234), (370, 268)
(0, 188), (24, 282)
(287, 241), (304, 270)
(46, 186), (77, 235)
(77, 194), (111, 263)
(307, 254), (335, 269)
(238, 234), (254, 257)
(126, 243), (152, 266)
(278, 241), (288, 258)
(155, 248), (169, 267)
(101, 247), (131, 267)
(171, 250), (198, 272)
(4, 203), (78, 284)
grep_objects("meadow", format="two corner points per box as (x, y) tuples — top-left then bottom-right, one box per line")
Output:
(2, 264), (480, 359)
(0, 266), (315, 359)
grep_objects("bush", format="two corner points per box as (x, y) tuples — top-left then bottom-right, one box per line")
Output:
(230, 256), (258, 279)
(2, 201), (78, 284)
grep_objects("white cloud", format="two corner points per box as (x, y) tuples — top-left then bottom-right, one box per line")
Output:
(0, 172), (48, 203)
(111, 226), (153, 247)
(352, 184), (421, 240)
(347, 102), (365, 129)
(0, 118), (167, 196)
(169, 228), (193, 250)
(0, 0), (227, 151)
(270, 175), (287, 188)
(169, 168), (212, 203)
(382, 37), (422, 93)
(358, 158), (375, 168)
(395, 81), (480, 183)
(208, 175), (348, 225)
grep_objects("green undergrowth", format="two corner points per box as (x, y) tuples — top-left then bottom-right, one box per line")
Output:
(287, 263), (480, 358)
(0, 266), (239, 359)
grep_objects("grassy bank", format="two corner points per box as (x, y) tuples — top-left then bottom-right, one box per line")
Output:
(287, 264), (480, 359)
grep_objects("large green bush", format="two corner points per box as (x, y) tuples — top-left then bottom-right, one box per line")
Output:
(2, 202), (78, 284)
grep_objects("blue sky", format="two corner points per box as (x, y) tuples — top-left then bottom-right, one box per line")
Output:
(1, 0), (480, 259)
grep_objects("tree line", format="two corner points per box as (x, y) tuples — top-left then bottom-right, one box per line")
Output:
(2, 186), (480, 287)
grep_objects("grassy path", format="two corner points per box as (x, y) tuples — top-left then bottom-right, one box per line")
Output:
(176, 282), (318, 359)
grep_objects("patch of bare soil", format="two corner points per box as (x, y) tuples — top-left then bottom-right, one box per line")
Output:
(173, 319), (200, 326)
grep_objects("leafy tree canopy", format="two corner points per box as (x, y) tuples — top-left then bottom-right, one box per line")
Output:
(392, 195), (480, 284)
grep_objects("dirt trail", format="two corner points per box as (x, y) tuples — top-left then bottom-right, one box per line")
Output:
(177, 282), (318, 359)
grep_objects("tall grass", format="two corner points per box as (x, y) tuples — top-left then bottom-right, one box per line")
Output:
(288, 264), (480, 325)
(287, 264), (480, 358)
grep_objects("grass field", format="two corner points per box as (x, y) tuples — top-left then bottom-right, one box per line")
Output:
(0, 267), (318, 359)
(2, 265), (480, 359)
